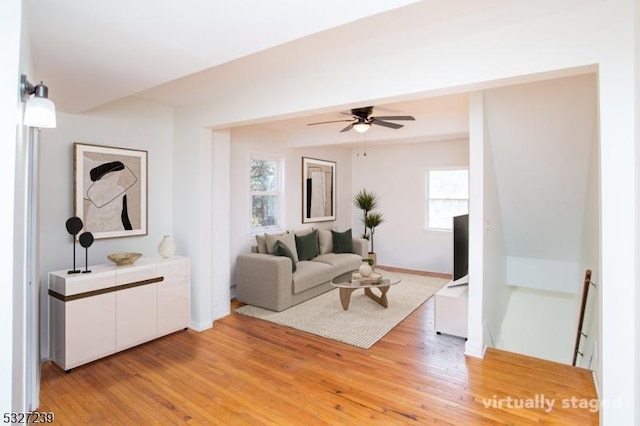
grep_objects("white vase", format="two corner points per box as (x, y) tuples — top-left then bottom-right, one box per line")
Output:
(359, 261), (373, 277)
(158, 235), (176, 258)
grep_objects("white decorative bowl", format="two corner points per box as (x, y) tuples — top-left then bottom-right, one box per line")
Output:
(107, 252), (142, 266)
(368, 272), (382, 284)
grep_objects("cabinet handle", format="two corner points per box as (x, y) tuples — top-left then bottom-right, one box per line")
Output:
(49, 276), (164, 302)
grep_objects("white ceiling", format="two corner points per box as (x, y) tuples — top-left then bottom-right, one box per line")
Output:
(24, 0), (421, 113)
(24, 0), (499, 145)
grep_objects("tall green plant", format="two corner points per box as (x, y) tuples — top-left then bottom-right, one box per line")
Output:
(365, 211), (385, 253)
(353, 189), (379, 239)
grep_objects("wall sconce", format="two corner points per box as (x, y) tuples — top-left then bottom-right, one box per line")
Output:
(353, 121), (371, 133)
(21, 74), (56, 128)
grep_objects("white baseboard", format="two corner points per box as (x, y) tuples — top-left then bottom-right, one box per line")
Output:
(189, 320), (213, 332)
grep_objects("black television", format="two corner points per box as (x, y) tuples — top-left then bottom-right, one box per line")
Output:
(451, 214), (469, 286)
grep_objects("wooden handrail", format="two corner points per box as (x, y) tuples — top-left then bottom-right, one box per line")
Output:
(572, 269), (592, 366)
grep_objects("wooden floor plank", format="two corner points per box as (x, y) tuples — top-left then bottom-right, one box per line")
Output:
(38, 288), (598, 425)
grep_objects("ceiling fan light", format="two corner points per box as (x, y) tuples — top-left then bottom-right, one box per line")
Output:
(353, 122), (371, 133)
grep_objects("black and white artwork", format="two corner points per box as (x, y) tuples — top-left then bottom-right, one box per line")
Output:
(74, 143), (147, 239)
(302, 157), (336, 223)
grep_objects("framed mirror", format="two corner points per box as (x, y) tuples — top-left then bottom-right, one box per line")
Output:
(302, 157), (336, 223)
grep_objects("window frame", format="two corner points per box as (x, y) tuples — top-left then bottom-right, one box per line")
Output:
(249, 152), (284, 234)
(424, 166), (469, 232)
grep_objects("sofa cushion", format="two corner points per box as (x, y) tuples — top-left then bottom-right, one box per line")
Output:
(293, 227), (314, 237)
(295, 229), (319, 261)
(273, 240), (297, 272)
(265, 231), (299, 262)
(332, 229), (353, 253)
(255, 234), (268, 254)
(292, 261), (334, 294)
(258, 229), (311, 255)
(313, 253), (362, 277)
(318, 229), (333, 254)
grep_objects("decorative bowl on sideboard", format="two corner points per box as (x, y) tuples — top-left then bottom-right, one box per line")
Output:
(107, 252), (142, 266)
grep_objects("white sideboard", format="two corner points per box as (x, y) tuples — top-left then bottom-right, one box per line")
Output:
(49, 256), (191, 371)
(434, 280), (468, 339)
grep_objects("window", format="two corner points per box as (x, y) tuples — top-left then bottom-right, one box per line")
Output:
(425, 168), (469, 230)
(250, 155), (282, 232)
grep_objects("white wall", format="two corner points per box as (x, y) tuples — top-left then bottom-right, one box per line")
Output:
(350, 140), (468, 273)
(229, 126), (352, 288)
(2, 0), (23, 414)
(483, 74), (597, 294)
(172, 114), (215, 329)
(476, 92), (510, 353)
(499, 287), (579, 364)
(635, 0), (640, 412)
(576, 126), (601, 382)
(38, 97), (174, 356)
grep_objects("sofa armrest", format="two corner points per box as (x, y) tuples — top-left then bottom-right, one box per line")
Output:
(353, 238), (368, 258)
(236, 253), (293, 311)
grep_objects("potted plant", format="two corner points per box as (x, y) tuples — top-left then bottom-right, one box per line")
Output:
(353, 189), (385, 265)
(353, 189), (379, 240)
(364, 211), (385, 265)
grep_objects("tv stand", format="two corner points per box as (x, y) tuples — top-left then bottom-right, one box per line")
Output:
(447, 274), (469, 288)
(434, 279), (468, 339)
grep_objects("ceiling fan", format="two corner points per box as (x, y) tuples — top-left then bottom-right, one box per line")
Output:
(307, 106), (415, 133)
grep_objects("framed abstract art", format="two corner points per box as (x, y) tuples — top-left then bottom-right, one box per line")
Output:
(73, 143), (148, 239)
(302, 157), (336, 223)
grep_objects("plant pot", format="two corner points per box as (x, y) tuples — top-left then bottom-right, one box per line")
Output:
(368, 252), (377, 267)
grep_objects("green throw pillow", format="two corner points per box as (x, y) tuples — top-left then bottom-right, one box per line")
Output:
(332, 229), (353, 254)
(273, 240), (297, 272)
(295, 229), (319, 261)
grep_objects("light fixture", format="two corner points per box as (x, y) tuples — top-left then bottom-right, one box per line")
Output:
(353, 120), (371, 133)
(21, 74), (56, 128)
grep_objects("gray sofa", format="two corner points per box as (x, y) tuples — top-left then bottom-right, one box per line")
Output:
(236, 229), (367, 311)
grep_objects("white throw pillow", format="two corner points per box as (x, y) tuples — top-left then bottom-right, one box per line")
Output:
(318, 229), (333, 254)
(255, 234), (268, 254)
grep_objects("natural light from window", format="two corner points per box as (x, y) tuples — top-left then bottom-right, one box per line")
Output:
(425, 168), (469, 231)
(250, 155), (282, 232)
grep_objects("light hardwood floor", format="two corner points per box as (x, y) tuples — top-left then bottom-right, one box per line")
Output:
(39, 291), (598, 425)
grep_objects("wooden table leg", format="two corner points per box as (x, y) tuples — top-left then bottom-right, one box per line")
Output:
(364, 285), (390, 308)
(339, 287), (356, 310)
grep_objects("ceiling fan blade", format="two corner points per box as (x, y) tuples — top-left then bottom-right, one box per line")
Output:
(307, 119), (353, 126)
(372, 115), (415, 121)
(340, 123), (354, 133)
(371, 118), (403, 129)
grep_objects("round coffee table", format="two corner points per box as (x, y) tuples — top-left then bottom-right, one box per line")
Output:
(331, 270), (401, 310)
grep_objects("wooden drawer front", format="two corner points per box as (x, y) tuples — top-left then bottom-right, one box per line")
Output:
(65, 293), (116, 369)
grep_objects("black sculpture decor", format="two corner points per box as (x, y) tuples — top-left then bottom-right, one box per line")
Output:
(79, 232), (94, 274)
(65, 217), (83, 274)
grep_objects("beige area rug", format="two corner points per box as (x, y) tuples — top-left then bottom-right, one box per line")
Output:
(235, 272), (448, 349)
